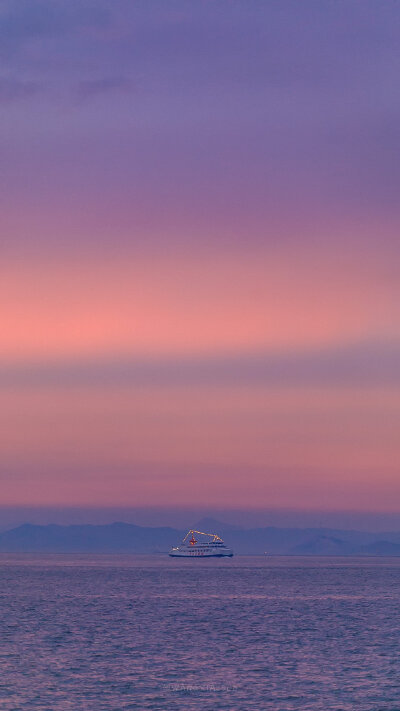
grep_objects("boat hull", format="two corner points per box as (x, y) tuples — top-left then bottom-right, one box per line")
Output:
(169, 548), (233, 557)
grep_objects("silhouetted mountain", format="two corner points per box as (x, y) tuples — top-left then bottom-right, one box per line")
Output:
(360, 540), (400, 556)
(0, 522), (400, 555)
(289, 534), (356, 555)
(194, 517), (243, 532)
(211, 526), (377, 555)
(0, 522), (182, 553)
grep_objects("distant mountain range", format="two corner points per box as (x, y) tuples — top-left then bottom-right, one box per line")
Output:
(1, 518), (400, 555)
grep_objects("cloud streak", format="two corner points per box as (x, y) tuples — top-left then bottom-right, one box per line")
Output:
(1, 0), (400, 251)
(1, 340), (399, 389)
(1, 1), (399, 510)
(0, 77), (39, 102)
(0, 0), (110, 51)
(76, 76), (131, 102)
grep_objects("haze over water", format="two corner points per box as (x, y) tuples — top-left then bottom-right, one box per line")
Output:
(1, 554), (400, 711)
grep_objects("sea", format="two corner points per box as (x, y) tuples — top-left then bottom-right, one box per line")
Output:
(0, 554), (400, 710)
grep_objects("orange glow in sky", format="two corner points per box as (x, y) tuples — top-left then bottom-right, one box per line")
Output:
(1, 0), (400, 513)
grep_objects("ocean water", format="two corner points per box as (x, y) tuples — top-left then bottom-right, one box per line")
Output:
(0, 555), (400, 710)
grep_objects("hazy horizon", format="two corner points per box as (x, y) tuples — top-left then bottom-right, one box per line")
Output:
(3, 505), (400, 534)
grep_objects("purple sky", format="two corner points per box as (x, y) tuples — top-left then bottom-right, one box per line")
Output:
(1, 1), (399, 518)
(2, 0), (400, 254)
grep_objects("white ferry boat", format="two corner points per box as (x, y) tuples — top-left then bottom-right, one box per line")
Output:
(169, 529), (234, 557)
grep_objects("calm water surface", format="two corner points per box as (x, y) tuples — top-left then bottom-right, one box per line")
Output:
(0, 554), (400, 710)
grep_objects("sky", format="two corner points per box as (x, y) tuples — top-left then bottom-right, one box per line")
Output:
(1, 0), (399, 522)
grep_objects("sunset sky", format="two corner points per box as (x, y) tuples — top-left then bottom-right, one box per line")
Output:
(1, 0), (399, 517)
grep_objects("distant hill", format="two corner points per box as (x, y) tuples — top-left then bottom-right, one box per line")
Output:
(0, 522), (182, 554)
(360, 540), (400, 556)
(290, 534), (356, 555)
(194, 517), (243, 532)
(0, 520), (400, 555)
